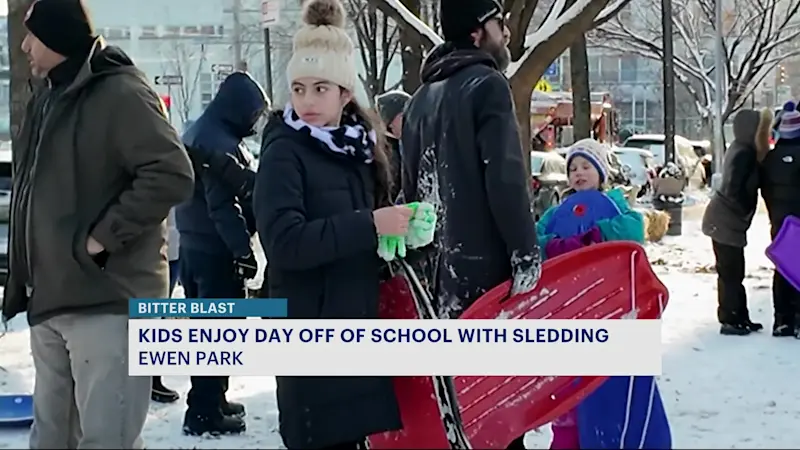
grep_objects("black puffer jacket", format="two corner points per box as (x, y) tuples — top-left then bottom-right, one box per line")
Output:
(401, 43), (539, 318)
(254, 112), (401, 449)
(702, 108), (771, 247)
(761, 134), (800, 238)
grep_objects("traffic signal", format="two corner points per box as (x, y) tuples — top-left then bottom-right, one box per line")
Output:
(779, 65), (787, 84)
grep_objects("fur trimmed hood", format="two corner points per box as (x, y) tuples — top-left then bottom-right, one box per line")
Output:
(733, 107), (773, 162)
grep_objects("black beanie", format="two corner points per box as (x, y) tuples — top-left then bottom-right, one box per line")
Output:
(24, 0), (96, 57)
(375, 90), (412, 125)
(440, 0), (503, 44)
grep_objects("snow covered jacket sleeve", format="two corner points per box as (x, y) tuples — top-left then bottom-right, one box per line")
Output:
(189, 147), (256, 200)
(595, 188), (646, 244)
(255, 138), (378, 271)
(475, 71), (540, 261)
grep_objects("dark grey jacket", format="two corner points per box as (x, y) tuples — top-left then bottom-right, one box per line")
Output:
(702, 108), (772, 247)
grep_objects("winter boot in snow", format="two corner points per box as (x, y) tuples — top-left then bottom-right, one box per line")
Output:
(151, 376), (180, 403)
(772, 323), (795, 337)
(744, 320), (764, 332)
(222, 399), (246, 418)
(720, 323), (751, 335)
(182, 410), (246, 436)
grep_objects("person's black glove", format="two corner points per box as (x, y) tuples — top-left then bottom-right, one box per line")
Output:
(234, 253), (258, 280)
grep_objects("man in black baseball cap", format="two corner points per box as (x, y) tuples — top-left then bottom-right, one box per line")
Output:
(439, 0), (511, 70)
(400, 3), (541, 446)
(9, 1), (195, 448)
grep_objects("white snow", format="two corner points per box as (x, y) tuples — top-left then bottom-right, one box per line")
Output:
(380, 0), (443, 48)
(1, 209), (797, 448)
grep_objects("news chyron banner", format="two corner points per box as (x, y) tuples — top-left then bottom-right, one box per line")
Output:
(128, 299), (663, 376)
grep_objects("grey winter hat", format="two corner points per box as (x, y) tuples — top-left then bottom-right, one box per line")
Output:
(375, 90), (412, 125)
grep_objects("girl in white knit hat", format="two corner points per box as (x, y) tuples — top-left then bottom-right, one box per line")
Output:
(534, 138), (671, 450)
(252, 0), (431, 448)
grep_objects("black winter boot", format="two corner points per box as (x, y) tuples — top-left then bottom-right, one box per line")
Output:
(772, 323), (794, 337)
(720, 323), (751, 336)
(743, 320), (764, 332)
(183, 410), (245, 436)
(151, 376), (180, 403)
(222, 399), (246, 418)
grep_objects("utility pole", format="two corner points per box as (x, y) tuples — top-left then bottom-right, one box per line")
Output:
(232, 0), (244, 69)
(711, 0), (726, 191)
(661, 0), (675, 165)
(263, 27), (273, 100)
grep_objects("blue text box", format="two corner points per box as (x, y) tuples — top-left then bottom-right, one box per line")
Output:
(129, 298), (287, 318)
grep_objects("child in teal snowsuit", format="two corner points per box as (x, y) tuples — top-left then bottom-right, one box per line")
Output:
(537, 138), (671, 449)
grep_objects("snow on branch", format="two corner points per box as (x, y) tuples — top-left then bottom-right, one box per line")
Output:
(506, 0), (626, 79)
(371, 0), (443, 49)
(596, 0), (800, 121)
(371, 0), (629, 84)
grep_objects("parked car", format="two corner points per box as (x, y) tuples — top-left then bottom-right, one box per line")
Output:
(0, 149), (10, 285)
(530, 151), (568, 220)
(622, 134), (705, 188)
(613, 147), (657, 197)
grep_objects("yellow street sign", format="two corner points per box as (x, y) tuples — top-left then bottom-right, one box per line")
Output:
(535, 79), (552, 92)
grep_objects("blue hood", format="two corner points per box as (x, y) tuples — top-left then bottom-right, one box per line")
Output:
(194, 72), (267, 139)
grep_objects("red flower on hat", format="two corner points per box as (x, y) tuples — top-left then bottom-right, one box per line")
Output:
(573, 204), (586, 217)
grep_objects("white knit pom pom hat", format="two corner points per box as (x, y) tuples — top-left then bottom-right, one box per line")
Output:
(286, 0), (357, 92)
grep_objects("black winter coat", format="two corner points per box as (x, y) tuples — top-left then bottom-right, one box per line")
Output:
(401, 43), (539, 318)
(701, 108), (771, 247)
(761, 137), (800, 237)
(254, 113), (401, 449)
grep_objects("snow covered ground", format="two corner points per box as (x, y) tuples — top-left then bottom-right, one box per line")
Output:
(0, 210), (796, 449)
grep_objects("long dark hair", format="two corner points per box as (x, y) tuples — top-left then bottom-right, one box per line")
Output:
(343, 99), (393, 207)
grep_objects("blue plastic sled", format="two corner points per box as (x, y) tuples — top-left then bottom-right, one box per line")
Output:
(545, 189), (622, 238)
(0, 394), (33, 428)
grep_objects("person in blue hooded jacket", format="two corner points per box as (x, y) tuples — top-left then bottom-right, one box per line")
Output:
(175, 71), (267, 436)
(536, 139), (671, 450)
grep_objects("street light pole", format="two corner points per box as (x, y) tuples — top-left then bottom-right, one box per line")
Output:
(661, 0), (675, 164)
(711, 0), (726, 191)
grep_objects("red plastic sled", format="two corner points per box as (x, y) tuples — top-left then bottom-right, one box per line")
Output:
(455, 241), (668, 448)
(369, 242), (669, 449)
(371, 265), (471, 449)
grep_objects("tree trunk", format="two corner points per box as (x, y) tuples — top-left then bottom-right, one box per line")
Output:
(511, 81), (534, 174)
(400, 0), (422, 93)
(570, 34), (592, 141)
(7, 0), (34, 149)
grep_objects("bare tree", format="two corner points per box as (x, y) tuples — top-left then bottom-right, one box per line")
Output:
(596, 0), (800, 132)
(160, 41), (208, 124)
(346, 0), (402, 105)
(368, 0), (630, 165)
(7, 0), (34, 147)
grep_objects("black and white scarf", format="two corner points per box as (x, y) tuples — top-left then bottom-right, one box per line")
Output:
(283, 104), (376, 163)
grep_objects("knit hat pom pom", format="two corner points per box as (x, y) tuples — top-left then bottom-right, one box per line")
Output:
(784, 100), (796, 112)
(302, 0), (346, 28)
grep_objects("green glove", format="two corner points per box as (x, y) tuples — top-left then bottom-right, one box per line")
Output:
(406, 202), (437, 249)
(377, 235), (407, 261)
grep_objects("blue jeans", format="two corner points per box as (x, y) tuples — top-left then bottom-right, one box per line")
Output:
(168, 259), (180, 296)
